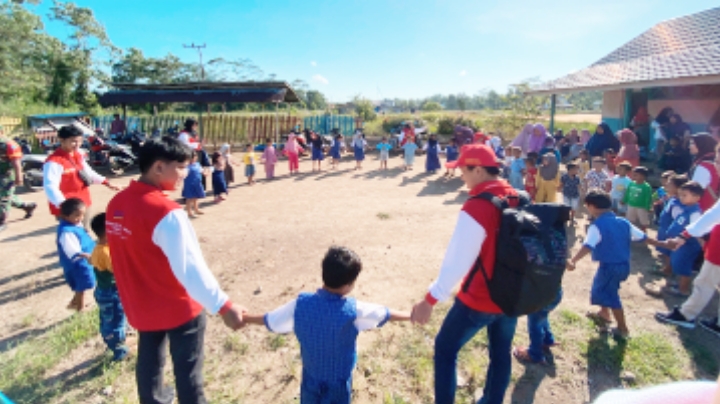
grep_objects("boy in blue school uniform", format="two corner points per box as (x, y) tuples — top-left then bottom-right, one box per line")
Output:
(56, 198), (96, 312)
(662, 181), (704, 297)
(655, 174), (686, 277)
(245, 246), (410, 404)
(567, 190), (662, 340)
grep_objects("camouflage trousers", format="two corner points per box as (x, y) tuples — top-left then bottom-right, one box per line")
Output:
(0, 176), (26, 216)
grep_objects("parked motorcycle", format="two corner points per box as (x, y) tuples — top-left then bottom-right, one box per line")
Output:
(90, 129), (139, 175)
(21, 154), (46, 190)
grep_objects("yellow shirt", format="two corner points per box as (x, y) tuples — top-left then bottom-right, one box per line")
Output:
(243, 152), (256, 165)
(90, 243), (112, 272)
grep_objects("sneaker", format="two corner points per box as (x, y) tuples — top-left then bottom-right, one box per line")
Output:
(699, 319), (720, 338)
(655, 307), (696, 329)
(22, 202), (37, 219)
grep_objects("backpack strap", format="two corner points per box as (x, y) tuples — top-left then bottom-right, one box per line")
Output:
(462, 192), (506, 294)
(471, 192), (506, 210)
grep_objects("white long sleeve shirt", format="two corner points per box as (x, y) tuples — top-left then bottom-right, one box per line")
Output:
(43, 157), (105, 208)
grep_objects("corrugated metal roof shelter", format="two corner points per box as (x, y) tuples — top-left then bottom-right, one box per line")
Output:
(98, 81), (300, 106)
(526, 7), (720, 137)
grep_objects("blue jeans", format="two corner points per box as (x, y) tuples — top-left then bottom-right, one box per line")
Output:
(434, 299), (518, 404)
(94, 286), (127, 360)
(526, 289), (563, 362)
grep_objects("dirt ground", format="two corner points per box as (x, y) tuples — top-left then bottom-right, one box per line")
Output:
(0, 150), (718, 404)
(554, 114), (602, 123)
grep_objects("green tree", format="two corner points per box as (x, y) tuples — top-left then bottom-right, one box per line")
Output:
(352, 96), (377, 122)
(422, 101), (442, 111)
(306, 90), (327, 110)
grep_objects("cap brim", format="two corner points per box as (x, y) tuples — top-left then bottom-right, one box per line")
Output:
(445, 161), (460, 169)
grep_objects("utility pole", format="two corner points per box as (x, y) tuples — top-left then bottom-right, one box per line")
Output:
(183, 43), (207, 80)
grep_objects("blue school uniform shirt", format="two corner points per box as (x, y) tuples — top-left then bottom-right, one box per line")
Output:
(666, 203), (702, 239)
(446, 145), (459, 162)
(264, 289), (391, 383)
(657, 197), (682, 239)
(376, 143), (392, 152)
(583, 212), (646, 264)
(57, 220), (96, 287)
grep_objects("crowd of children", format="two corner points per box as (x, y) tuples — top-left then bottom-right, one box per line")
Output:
(47, 123), (720, 404)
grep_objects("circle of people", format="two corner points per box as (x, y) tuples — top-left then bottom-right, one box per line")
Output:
(38, 109), (720, 404)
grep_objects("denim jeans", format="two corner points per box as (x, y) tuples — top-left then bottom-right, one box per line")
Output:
(526, 289), (563, 362)
(136, 313), (207, 404)
(93, 286), (127, 360)
(434, 299), (518, 404)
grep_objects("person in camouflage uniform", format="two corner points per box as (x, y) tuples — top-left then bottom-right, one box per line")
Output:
(0, 125), (37, 232)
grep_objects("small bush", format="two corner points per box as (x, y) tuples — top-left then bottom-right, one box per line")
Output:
(437, 116), (477, 135)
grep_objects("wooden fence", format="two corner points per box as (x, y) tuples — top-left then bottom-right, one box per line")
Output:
(0, 117), (23, 135)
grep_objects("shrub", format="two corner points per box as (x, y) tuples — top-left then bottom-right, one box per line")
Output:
(421, 101), (442, 112)
(437, 116), (477, 135)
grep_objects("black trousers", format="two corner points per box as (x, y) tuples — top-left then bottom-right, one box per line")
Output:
(136, 313), (207, 404)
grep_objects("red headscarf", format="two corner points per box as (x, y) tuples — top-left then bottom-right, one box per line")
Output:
(615, 129), (640, 168)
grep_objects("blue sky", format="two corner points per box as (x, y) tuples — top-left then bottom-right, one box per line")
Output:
(35, 0), (718, 102)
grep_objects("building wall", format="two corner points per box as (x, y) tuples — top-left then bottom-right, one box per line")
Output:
(648, 98), (720, 133)
(601, 90), (625, 132)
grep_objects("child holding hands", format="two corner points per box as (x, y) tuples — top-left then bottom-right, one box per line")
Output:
(567, 190), (663, 340)
(244, 246), (410, 403)
(182, 152), (206, 217)
(261, 138), (278, 180)
(56, 198), (96, 311)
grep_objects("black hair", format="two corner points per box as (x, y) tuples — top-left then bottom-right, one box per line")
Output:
(661, 170), (675, 179)
(680, 181), (704, 197)
(265, 138), (272, 144)
(184, 118), (198, 132)
(482, 166), (501, 176)
(59, 197), (86, 217)
(592, 157), (606, 164)
(579, 149), (589, 156)
(113, 113), (120, 117)
(632, 166), (649, 177)
(669, 174), (688, 188)
(58, 125), (84, 139)
(322, 246), (362, 288)
(604, 148), (616, 155)
(245, 143), (252, 149)
(526, 152), (539, 160)
(616, 162), (632, 172)
(138, 136), (194, 174)
(211, 151), (222, 165)
(566, 163), (578, 170)
(90, 213), (106, 238)
(584, 189), (612, 209)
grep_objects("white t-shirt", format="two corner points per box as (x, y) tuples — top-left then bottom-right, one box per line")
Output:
(611, 175), (632, 201)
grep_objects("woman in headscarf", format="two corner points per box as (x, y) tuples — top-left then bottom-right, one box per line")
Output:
(631, 106), (651, 147)
(651, 107), (674, 157)
(534, 152), (560, 203)
(585, 122), (620, 157)
(510, 124), (533, 155)
(666, 114), (692, 144)
(528, 123), (550, 155)
(688, 133), (719, 211)
(615, 129), (640, 168)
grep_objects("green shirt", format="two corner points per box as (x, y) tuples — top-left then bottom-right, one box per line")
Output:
(623, 181), (653, 210)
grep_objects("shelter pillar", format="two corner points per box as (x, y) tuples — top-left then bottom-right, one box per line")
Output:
(122, 104), (127, 135)
(549, 94), (557, 134)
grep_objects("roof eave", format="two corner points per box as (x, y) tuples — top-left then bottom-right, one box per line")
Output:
(526, 74), (720, 95)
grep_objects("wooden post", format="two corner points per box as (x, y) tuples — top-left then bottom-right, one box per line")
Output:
(199, 104), (204, 140)
(549, 94), (557, 135)
(122, 104), (127, 135)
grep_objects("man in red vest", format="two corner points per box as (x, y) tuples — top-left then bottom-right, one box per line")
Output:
(411, 144), (518, 404)
(106, 136), (245, 404)
(43, 125), (119, 226)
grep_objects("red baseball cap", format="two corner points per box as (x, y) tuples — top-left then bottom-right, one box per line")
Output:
(445, 144), (501, 169)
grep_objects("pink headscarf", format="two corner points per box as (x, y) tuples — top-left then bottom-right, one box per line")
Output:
(511, 124), (534, 154)
(580, 129), (591, 144)
(528, 123), (548, 153)
(616, 129), (640, 167)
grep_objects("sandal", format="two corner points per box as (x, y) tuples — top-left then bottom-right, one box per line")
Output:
(586, 311), (612, 327)
(512, 347), (546, 365)
(604, 327), (630, 342)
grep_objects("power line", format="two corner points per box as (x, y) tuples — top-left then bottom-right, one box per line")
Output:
(183, 43), (206, 80)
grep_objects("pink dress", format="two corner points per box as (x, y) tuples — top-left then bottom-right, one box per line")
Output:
(284, 135), (302, 172)
(262, 146), (278, 179)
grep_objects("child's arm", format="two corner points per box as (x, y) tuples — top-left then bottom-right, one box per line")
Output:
(568, 223), (601, 270)
(388, 309), (411, 322)
(246, 300), (296, 332)
(243, 313), (267, 326)
(356, 301), (408, 330)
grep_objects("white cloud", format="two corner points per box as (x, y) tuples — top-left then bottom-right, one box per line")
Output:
(310, 61), (317, 67)
(459, 70), (467, 76)
(312, 74), (329, 85)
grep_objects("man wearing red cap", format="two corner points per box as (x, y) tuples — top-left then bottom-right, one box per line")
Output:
(411, 144), (519, 404)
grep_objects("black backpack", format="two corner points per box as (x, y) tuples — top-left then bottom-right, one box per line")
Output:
(461, 192), (570, 317)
